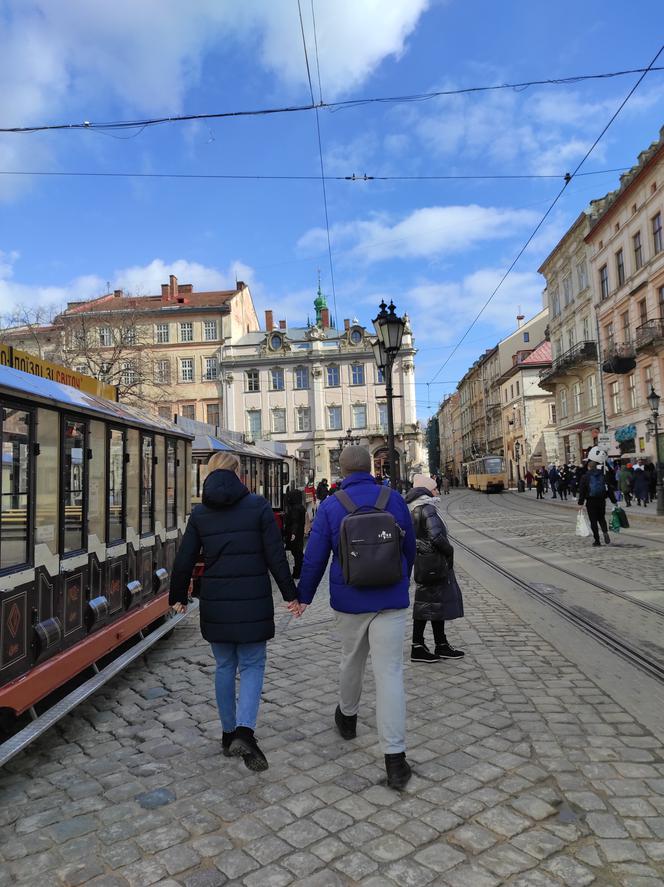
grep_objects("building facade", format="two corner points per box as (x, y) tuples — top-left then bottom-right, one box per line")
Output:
(586, 127), (664, 463)
(437, 392), (462, 481)
(222, 293), (423, 484)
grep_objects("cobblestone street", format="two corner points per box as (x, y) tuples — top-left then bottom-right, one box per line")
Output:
(3, 550), (664, 886)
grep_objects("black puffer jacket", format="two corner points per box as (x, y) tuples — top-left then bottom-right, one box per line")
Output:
(169, 469), (297, 643)
(405, 487), (464, 622)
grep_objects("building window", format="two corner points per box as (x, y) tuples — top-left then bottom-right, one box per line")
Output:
(203, 320), (218, 341)
(563, 274), (572, 306)
(204, 357), (218, 381)
(516, 381), (520, 395)
(155, 359), (171, 384)
(247, 410), (262, 439)
(605, 321), (614, 350)
(99, 326), (112, 347)
(107, 427), (125, 544)
(548, 403), (557, 424)
(156, 323), (170, 344)
(572, 381), (582, 414)
(180, 322), (193, 343)
(157, 405), (171, 420)
(327, 365), (340, 387)
(659, 285), (664, 316)
(621, 311), (630, 340)
(123, 328), (136, 346)
(206, 403), (220, 427)
(272, 408), (286, 434)
(582, 316), (590, 341)
(551, 288), (560, 316)
(294, 366), (309, 389)
(180, 358), (194, 382)
(554, 337), (563, 359)
(296, 407), (311, 432)
(638, 298), (648, 326)
(377, 402), (388, 429)
(615, 249), (625, 287)
(327, 405), (342, 430)
(246, 369), (260, 392)
(270, 368), (284, 391)
(377, 366), (385, 384)
(599, 265), (609, 300)
(633, 231), (643, 270)
(523, 331), (530, 343)
(610, 380), (621, 414)
(576, 260), (588, 292)
(181, 404), (195, 419)
(121, 361), (136, 386)
(644, 365), (653, 401)
(560, 388), (568, 419)
(567, 327), (575, 350)
(588, 373), (598, 408)
(627, 374), (636, 410)
(351, 404), (367, 429)
(350, 363), (365, 386)
(653, 212), (663, 254)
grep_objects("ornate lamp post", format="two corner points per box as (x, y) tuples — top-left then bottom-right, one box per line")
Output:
(338, 428), (359, 450)
(647, 386), (664, 516)
(514, 440), (522, 487)
(371, 300), (406, 489)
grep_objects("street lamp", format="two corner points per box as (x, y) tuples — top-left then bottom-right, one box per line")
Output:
(372, 300), (406, 490)
(647, 385), (664, 516)
(514, 440), (522, 488)
(338, 428), (359, 450)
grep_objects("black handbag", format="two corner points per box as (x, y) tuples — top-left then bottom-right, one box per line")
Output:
(414, 539), (448, 585)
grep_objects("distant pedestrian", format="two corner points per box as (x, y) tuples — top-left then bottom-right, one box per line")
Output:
(169, 452), (297, 771)
(316, 478), (329, 502)
(633, 461), (650, 507)
(284, 488), (306, 579)
(525, 470), (534, 491)
(292, 445), (417, 790)
(442, 475), (451, 495)
(535, 474), (544, 499)
(577, 447), (617, 546)
(406, 475), (464, 663)
(617, 464), (633, 507)
(548, 464), (559, 498)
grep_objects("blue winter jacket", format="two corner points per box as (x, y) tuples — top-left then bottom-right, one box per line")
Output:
(296, 472), (416, 614)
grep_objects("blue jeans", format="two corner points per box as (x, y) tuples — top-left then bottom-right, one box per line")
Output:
(210, 641), (267, 732)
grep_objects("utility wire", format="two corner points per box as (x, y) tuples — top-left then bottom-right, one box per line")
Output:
(297, 0), (338, 324)
(2, 66), (662, 134)
(427, 43), (664, 387)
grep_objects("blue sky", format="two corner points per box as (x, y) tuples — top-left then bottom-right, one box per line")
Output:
(0, 1), (663, 419)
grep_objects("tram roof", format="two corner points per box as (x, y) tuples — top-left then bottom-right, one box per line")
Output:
(192, 430), (282, 461)
(0, 364), (194, 439)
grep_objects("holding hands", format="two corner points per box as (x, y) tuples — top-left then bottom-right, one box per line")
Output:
(286, 599), (308, 618)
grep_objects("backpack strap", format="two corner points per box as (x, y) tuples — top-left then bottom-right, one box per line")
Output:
(375, 486), (391, 510)
(334, 489), (357, 514)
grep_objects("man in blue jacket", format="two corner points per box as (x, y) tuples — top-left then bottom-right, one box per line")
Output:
(291, 446), (416, 789)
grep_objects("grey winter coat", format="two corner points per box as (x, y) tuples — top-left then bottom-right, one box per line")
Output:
(405, 488), (464, 622)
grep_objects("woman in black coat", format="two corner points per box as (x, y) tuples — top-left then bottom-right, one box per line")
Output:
(284, 488), (306, 579)
(170, 452), (297, 771)
(405, 475), (465, 663)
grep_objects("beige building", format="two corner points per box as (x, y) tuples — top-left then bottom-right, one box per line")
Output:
(586, 127), (664, 462)
(437, 392), (463, 481)
(538, 214), (603, 462)
(222, 291), (423, 484)
(3, 275), (259, 426)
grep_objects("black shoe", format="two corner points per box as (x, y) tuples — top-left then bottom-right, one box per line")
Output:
(435, 643), (465, 659)
(222, 730), (236, 758)
(410, 644), (440, 663)
(230, 728), (268, 772)
(334, 705), (357, 740)
(603, 532), (611, 544)
(592, 540), (601, 547)
(385, 753), (412, 790)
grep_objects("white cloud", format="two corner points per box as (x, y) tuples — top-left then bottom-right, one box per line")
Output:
(298, 204), (539, 262)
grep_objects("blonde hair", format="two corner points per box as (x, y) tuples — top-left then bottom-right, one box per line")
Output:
(207, 452), (241, 474)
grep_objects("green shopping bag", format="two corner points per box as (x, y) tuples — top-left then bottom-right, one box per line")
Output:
(610, 508), (621, 532)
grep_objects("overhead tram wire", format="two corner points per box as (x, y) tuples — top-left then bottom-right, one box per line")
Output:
(427, 42), (664, 387)
(2, 66), (663, 134)
(297, 0), (338, 324)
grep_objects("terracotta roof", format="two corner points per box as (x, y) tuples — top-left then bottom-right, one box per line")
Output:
(63, 288), (239, 316)
(520, 340), (551, 365)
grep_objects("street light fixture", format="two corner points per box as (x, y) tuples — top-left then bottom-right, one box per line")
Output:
(514, 439), (522, 489)
(647, 385), (664, 516)
(338, 428), (359, 450)
(372, 299), (406, 489)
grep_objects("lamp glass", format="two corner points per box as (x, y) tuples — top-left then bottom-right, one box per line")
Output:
(371, 337), (387, 370)
(648, 386), (661, 415)
(372, 300), (388, 342)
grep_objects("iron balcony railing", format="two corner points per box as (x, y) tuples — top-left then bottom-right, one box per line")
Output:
(539, 339), (598, 381)
(636, 318), (664, 349)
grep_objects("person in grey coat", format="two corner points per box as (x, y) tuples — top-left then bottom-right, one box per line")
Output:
(405, 475), (465, 663)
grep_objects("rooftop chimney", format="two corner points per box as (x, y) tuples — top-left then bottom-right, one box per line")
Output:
(265, 310), (274, 331)
(169, 274), (178, 298)
(279, 319), (287, 330)
(321, 308), (330, 329)
(236, 280), (246, 290)
(161, 284), (170, 299)
(178, 283), (193, 294)
(114, 289), (123, 298)
(344, 318), (350, 331)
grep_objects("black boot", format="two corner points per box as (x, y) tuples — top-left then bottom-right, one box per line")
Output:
(434, 642), (465, 659)
(230, 726), (268, 772)
(334, 705), (357, 740)
(222, 730), (236, 757)
(603, 532), (611, 544)
(410, 644), (440, 663)
(385, 752), (412, 790)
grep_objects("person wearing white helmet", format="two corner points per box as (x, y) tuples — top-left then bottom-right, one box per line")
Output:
(577, 448), (617, 546)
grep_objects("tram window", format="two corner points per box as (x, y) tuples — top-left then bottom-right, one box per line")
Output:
(166, 438), (177, 528)
(485, 457), (503, 474)
(63, 418), (87, 553)
(140, 434), (154, 534)
(107, 428), (125, 543)
(0, 407), (31, 570)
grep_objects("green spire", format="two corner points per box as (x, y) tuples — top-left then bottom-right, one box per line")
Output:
(314, 271), (327, 325)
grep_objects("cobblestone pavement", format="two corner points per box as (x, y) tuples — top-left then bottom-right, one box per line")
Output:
(3, 565), (664, 886)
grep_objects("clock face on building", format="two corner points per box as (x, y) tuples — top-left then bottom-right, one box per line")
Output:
(349, 328), (362, 345)
(269, 333), (282, 350)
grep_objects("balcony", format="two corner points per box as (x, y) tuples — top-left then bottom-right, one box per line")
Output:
(636, 318), (664, 350)
(365, 423), (417, 438)
(539, 340), (598, 384)
(602, 341), (637, 375)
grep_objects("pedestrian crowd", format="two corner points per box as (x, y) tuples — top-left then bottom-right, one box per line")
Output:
(170, 447), (464, 790)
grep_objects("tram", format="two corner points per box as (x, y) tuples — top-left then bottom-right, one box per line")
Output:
(0, 362), (193, 717)
(465, 455), (507, 492)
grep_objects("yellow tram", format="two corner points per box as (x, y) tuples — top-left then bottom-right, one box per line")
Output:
(465, 455), (507, 492)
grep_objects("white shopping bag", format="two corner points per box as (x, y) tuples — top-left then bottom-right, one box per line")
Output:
(575, 510), (591, 538)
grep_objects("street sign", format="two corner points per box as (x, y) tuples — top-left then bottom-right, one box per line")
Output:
(597, 433), (612, 450)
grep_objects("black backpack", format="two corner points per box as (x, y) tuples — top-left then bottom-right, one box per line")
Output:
(334, 487), (404, 587)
